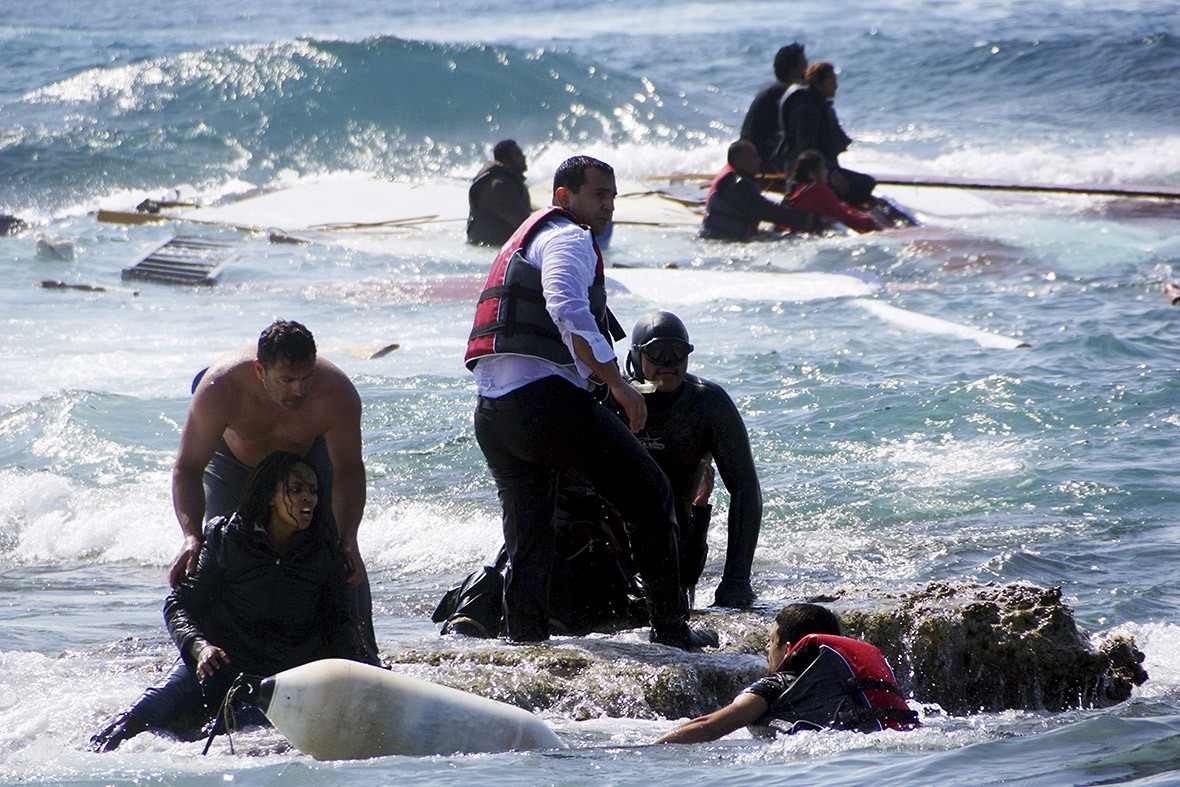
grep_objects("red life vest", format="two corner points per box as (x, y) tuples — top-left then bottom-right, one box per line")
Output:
(767, 633), (920, 732)
(464, 207), (620, 370)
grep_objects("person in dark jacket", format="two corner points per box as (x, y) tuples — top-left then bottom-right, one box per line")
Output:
(466, 139), (532, 246)
(700, 140), (815, 240)
(739, 43), (808, 171)
(91, 451), (377, 752)
(778, 62), (877, 206)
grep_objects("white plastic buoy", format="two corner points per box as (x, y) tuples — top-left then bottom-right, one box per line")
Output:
(240, 659), (565, 760)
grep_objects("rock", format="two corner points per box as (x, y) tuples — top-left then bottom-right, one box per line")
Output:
(0, 214), (28, 236)
(387, 581), (1147, 720)
(835, 582), (1148, 713)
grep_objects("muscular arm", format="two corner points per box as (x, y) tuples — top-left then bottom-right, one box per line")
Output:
(323, 374), (367, 585)
(655, 692), (768, 744)
(170, 376), (232, 586)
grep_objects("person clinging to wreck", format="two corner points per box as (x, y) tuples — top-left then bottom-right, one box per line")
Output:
(786, 149), (882, 233)
(655, 603), (919, 744)
(700, 140), (816, 240)
(91, 451), (379, 752)
(467, 139), (533, 247)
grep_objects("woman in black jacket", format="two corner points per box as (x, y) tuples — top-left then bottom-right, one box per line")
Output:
(91, 451), (376, 752)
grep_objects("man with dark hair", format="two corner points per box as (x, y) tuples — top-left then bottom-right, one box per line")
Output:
(779, 61), (877, 206)
(656, 603), (919, 743)
(464, 155), (715, 650)
(467, 139), (532, 246)
(170, 319), (377, 658)
(740, 43), (807, 171)
(701, 140), (815, 240)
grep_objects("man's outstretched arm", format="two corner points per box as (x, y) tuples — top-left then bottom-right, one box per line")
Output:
(655, 692), (768, 744)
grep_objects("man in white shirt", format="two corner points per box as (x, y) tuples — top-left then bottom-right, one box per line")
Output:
(463, 156), (715, 650)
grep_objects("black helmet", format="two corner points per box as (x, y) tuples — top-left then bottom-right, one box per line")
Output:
(627, 311), (693, 382)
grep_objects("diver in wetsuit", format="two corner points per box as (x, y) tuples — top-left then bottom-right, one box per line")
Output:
(623, 311), (762, 608)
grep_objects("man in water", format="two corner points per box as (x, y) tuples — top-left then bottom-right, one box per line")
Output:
(466, 139), (533, 246)
(700, 139), (815, 240)
(170, 319), (377, 657)
(739, 43), (808, 172)
(655, 603), (918, 743)
(464, 155), (714, 650)
(779, 61), (877, 205)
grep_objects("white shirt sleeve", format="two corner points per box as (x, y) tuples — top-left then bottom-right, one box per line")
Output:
(526, 220), (617, 375)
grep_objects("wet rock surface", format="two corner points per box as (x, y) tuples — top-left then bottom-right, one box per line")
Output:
(385, 581), (1147, 720)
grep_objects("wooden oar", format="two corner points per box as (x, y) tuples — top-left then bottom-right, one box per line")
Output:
(645, 173), (1180, 200)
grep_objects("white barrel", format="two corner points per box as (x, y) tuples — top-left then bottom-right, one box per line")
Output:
(256, 658), (565, 760)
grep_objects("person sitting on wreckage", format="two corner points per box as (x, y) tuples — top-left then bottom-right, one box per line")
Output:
(435, 311), (763, 637)
(656, 603), (920, 743)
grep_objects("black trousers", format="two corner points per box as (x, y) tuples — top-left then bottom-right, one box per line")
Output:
(474, 375), (688, 641)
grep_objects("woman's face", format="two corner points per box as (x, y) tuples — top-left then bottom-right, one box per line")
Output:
(269, 463), (318, 533)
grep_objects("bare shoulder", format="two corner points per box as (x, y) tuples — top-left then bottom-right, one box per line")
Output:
(315, 356), (362, 414)
(316, 356), (359, 393)
(193, 352), (256, 401)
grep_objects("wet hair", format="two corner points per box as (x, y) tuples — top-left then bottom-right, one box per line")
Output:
(805, 62), (836, 89)
(773, 43), (806, 82)
(790, 149), (827, 184)
(237, 450), (323, 529)
(257, 320), (316, 369)
(553, 156), (614, 196)
(773, 603), (842, 647)
(727, 139), (758, 168)
(493, 139), (519, 162)
(626, 311), (691, 381)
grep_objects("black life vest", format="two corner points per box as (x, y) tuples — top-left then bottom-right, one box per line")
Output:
(700, 169), (757, 241)
(465, 207), (623, 370)
(760, 634), (920, 734)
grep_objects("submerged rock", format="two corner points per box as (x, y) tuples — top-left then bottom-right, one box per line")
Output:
(386, 581), (1146, 721)
(835, 582), (1148, 714)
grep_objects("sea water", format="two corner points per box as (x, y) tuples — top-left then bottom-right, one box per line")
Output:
(3, 1), (1180, 784)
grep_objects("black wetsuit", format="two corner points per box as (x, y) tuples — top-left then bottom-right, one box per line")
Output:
(632, 374), (762, 606)
(701, 170), (814, 240)
(740, 80), (790, 168)
(466, 161), (531, 246)
(779, 87), (876, 205)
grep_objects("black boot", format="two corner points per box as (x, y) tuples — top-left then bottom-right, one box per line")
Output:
(650, 621), (719, 651)
(90, 712), (149, 753)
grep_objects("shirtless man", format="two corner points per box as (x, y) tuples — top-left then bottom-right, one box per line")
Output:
(169, 319), (376, 655)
